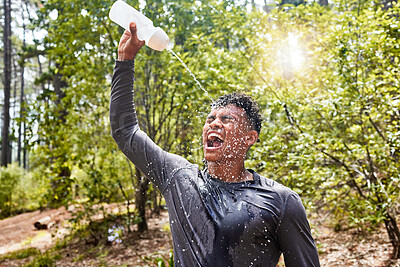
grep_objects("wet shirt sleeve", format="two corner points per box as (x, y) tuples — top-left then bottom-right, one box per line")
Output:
(277, 192), (320, 266)
(110, 60), (188, 192)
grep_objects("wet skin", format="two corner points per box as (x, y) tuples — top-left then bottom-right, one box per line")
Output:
(202, 104), (258, 182)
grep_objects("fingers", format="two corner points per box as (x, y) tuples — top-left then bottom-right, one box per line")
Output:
(123, 29), (132, 38)
(117, 22), (145, 61)
(118, 30), (131, 48)
(128, 22), (145, 46)
(118, 23), (135, 47)
(129, 22), (137, 36)
(127, 23), (139, 45)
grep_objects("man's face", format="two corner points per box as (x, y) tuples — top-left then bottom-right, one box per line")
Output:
(202, 104), (255, 163)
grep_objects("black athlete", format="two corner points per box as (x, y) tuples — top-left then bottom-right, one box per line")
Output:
(110, 23), (320, 267)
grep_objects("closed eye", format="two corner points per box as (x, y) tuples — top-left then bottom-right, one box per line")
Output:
(206, 115), (216, 124)
(206, 115), (235, 124)
(220, 115), (235, 123)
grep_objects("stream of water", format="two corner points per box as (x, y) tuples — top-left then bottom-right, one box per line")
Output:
(167, 49), (214, 102)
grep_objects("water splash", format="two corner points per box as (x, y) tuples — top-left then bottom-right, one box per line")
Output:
(167, 49), (214, 102)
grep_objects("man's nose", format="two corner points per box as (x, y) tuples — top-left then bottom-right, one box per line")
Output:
(209, 118), (222, 128)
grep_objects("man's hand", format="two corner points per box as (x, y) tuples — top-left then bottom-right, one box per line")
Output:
(118, 22), (145, 61)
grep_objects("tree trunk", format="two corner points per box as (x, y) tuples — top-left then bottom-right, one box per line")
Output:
(117, 179), (132, 233)
(18, 4), (27, 167)
(135, 167), (149, 232)
(48, 65), (70, 207)
(384, 212), (400, 259)
(53, 65), (68, 106)
(1, 0), (12, 167)
(152, 187), (161, 216)
(251, 0), (256, 10)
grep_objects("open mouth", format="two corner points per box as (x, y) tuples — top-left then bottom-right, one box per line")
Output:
(206, 133), (224, 148)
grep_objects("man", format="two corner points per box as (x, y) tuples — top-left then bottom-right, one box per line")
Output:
(110, 23), (320, 267)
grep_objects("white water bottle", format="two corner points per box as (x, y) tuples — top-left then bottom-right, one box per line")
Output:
(109, 0), (171, 51)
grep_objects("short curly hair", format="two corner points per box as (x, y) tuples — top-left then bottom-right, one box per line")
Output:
(211, 93), (262, 135)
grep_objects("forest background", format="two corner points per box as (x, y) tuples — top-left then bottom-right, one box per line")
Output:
(1, 0), (400, 265)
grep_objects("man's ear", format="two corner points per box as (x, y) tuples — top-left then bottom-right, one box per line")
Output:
(245, 130), (258, 147)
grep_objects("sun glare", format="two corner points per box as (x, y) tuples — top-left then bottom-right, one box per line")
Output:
(288, 33), (304, 69)
(276, 32), (305, 77)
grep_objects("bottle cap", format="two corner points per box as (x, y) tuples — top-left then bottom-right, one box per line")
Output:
(148, 27), (170, 51)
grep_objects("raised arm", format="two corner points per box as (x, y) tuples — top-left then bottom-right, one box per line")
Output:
(110, 23), (188, 191)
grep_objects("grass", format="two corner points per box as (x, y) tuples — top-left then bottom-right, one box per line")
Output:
(0, 247), (41, 262)
(72, 254), (84, 262)
(0, 246), (61, 267)
(0, 235), (67, 267)
(23, 252), (60, 267)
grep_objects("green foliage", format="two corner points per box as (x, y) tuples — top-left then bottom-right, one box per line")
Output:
(0, 164), (47, 218)
(248, 0), (400, 238)
(0, 163), (20, 217)
(26, 0), (120, 207)
(24, 251), (60, 267)
(143, 250), (174, 267)
(6, 0), (399, 257)
(68, 202), (141, 245)
(24, 0), (143, 217)
(0, 247), (40, 262)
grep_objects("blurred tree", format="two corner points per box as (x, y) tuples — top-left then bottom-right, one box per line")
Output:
(0, 164), (21, 217)
(17, 0), (27, 168)
(30, 0), (120, 207)
(1, 0), (12, 166)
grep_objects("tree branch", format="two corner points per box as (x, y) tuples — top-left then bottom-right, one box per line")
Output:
(369, 116), (386, 142)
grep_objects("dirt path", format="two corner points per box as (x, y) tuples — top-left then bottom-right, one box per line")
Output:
(0, 207), (70, 255)
(0, 209), (172, 267)
(315, 222), (399, 266)
(1, 208), (400, 266)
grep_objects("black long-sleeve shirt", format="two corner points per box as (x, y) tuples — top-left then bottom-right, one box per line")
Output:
(110, 60), (320, 267)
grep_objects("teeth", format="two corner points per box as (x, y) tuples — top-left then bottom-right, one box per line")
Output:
(208, 133), (223, 141)
(209, 133), (221, 138)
